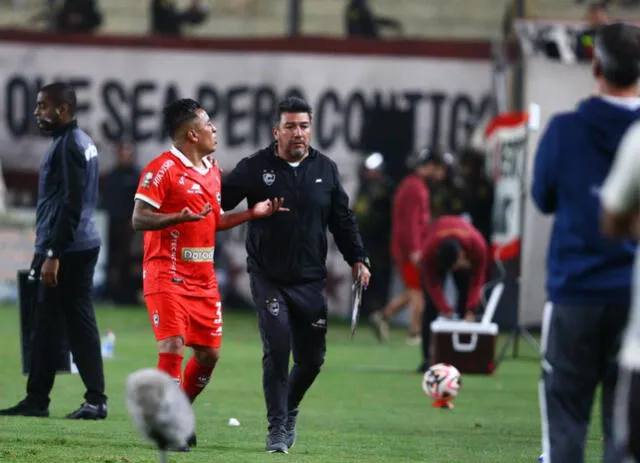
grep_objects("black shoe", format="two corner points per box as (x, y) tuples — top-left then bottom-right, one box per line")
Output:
(0, 400), (49, 418)
(266, 425), (288, 454)
(66, 402), (107, 420)
(166, 433), (196, 452)
(416, 362), (429, 374)
(285, 410), (298, 449)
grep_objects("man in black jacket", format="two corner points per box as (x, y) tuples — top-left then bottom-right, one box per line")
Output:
(222, 97), (371, 454)
(0, 82), (107, 420)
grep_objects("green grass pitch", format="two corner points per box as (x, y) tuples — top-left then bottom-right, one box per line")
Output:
(0, 304), (604, 462)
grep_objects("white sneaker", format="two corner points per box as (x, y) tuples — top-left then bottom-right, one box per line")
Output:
(405, 335), (422, 346)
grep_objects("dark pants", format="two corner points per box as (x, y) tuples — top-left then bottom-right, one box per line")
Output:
(420, 270), (470, 367)
(26, 248), (106, 409)
(360, 239), (391, 317)
(614, 367), (640, 462)
(250, 273), (327, 429)
(540, 303), (629, 463)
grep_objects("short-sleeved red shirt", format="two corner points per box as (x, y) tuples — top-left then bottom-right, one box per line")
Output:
(134, 146), (222, 298)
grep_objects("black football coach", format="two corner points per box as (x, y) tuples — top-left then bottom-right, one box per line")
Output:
(222, 97), (372, 454)
(0, 82), (107, 420)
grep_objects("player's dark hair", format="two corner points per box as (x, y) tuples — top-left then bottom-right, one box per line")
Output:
(39, 82), (77, 117)
(273, 97), (313, 126)
(595, 23), (640, 88)
(437, 239), (461, 274)
(406, 147), (446, 170)
(163, 98), (203, 139)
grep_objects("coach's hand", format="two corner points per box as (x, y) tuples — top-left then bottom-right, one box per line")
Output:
(179, 203), (212, 222)
(353, 262), (371, 289)
(252, 197), (290, 218)
(41, 258), (60, 287)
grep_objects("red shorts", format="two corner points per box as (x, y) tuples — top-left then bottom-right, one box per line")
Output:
(145, 292), (222, 348)
(400, 261), (422, 290)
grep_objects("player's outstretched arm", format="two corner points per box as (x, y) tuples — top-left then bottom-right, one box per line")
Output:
(217, 197), (289, 231)
(131, 199), (211, 231)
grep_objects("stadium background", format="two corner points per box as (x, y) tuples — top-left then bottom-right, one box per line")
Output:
(0, 1), (638, 462)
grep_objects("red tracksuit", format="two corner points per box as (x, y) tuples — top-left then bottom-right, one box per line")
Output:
(390, 174), (430, 288)
(422, 216), (488, 316)
(391, 174), (430, 264)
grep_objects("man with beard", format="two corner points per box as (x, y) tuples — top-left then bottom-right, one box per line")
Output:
(221, 97), (371, 454)
(0, 82), (107, 419)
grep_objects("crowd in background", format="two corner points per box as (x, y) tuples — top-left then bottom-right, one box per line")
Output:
(27, 0), (403, 39)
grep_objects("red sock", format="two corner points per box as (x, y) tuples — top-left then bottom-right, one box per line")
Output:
(158, 352), (184, 384)
(182, 356), (215, 403)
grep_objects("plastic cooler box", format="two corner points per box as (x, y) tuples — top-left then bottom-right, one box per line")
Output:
(429, 282), (504, 375)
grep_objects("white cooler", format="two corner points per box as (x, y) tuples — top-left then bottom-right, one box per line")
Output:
(429, 282), (503, 375)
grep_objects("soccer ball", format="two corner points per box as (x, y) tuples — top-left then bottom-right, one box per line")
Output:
(422, 363), (461, 400)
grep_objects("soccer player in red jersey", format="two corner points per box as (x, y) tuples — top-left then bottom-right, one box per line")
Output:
(418, 215), (489, 371)
(131, 99), (285, 447)
(370, 149), (447, 344)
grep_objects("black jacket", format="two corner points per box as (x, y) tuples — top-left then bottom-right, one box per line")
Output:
(222, 143), (368, 284)
(35, 120), (101, 257)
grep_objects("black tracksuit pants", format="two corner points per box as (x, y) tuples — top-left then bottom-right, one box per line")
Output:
(539, 303), (629, 463)
(250, 273), (327, 430)
(25, 248), (106, 409)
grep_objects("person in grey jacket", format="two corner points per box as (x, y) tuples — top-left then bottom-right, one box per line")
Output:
(0, 82), (107, 420)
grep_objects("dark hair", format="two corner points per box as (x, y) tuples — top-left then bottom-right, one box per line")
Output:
(406, 147), (446, 170)
(437, 239), (461, 274)
(39, 82), (77, 116)
(595, 23), (640, 88)
(163, 98), (203, 139)
(458, 147), (486, 175)
(588, 2), (607, 13)
(273, 97), (312, 126)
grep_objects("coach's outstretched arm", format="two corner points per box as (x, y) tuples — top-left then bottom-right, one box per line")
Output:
(217, 197), (288, 230)
(132, 197), (287, 231)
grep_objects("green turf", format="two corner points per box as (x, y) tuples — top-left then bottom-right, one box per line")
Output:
(0, 304), (604, 462)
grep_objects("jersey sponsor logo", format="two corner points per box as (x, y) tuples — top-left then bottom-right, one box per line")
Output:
(187, 183), (203, 194)
(84, 145), (98, 161)
(141, 171), (153, 189)
(262, 170), (276, 186)
(266, 297), (280, 316)
(181, 247), (215, 262)
(153, 159), (175, 186)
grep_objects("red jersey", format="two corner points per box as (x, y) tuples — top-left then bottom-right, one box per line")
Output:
(422, 216), (488, 315)
(134, 147), (222, 298)
(391, 174), (430, 264)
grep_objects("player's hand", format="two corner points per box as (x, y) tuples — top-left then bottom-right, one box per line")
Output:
(464, 311), (476, 322)
(352, 262), (371, 289)
(252, 197), (290, 218)
(178, 203), (212, 222)
(40, 258), (60, 287)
